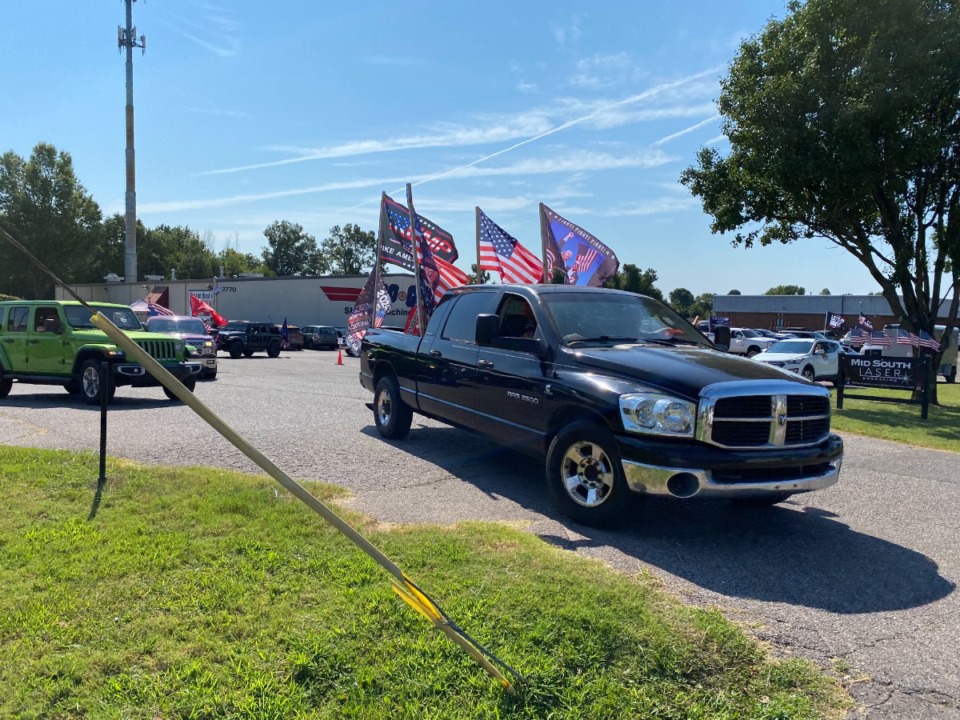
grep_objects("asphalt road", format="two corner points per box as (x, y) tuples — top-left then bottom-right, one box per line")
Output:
(1, 350), (957, 718)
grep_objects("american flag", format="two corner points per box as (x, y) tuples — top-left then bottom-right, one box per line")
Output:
(858, 314), (873, 330)
(434, 257), (471, 304)
(147, 302), (174, 317)
(869, 330), (891, 346)
(918, 330), (941, 351)
(896, 328), (919, 346)
(574, 247), (599, 274)
(478, 210), (543, 284)
(849, 327), (864, 341)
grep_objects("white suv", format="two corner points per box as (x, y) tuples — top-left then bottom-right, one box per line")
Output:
(752, 338), (842, 383)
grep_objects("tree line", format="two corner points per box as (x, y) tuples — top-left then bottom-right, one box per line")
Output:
(0, 143), (378, 299)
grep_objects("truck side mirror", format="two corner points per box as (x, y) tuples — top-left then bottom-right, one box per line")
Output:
(475, 314), (499, 346)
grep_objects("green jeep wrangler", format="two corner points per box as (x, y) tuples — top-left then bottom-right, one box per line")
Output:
(0, 300), (202, 405)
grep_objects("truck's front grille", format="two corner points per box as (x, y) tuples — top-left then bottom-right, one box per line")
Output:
(697, 382), (831, 450)
(136, 339), (179, 361)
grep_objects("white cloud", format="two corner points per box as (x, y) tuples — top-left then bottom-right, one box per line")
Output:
(652, 115), (721, 146)
(607, 196), (701, 216)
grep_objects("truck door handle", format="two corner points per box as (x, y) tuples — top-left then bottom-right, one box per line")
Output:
(429, 350), (442, 358)
(28, 339), (40, 344)
(478, 360), (494, 369)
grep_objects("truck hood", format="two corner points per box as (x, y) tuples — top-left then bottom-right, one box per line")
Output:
(71, 328), (184, 345)
(566, 344), (810, 400)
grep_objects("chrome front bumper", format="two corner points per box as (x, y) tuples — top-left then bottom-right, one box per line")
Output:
(621, 458), (841, 499)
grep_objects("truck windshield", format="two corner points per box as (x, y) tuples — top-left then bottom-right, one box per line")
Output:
(65, 305), (143, 331)
(148, 318), (208, 334)
(541, 292), (708, 347)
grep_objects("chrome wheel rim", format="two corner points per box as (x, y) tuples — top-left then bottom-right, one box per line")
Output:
(82, 366), (100, 398)
(802, 368), (815, 380)
(560, 441), (614, 508)
(377, 391), (393, 426)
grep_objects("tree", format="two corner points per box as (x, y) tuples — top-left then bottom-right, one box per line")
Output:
(261, 221), (322, 277)
(139, 224), (219, 281)
(319, 223), (376, 275)
(727, 289), (741, 295)
(765, 285), (806, 296)
(691, 292), (715, 319)
(470, 264), (491, 284)
(820, 288), (831, 295)
(668, 287), (696, 316)
(218, 247), (268, 278)
(604, 264), (664, 302)
(681, 0), (960, 402)
(0, 143), (102, 298)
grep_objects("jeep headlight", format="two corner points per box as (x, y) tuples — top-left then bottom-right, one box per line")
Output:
(619, 392), (696, 437)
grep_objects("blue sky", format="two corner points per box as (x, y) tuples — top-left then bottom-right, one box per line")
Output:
(3, 1), (881, 296)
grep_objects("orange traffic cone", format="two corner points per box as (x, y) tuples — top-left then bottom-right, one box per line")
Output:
(337, 348), (344, 365)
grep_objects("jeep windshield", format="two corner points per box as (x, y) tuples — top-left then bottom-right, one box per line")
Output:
(148, 318), (208, 335)
(66, 305), (143, 331)
(541, 292), (709, 347)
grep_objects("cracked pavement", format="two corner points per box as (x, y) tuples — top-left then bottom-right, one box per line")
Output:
(0, 351), (957, 718)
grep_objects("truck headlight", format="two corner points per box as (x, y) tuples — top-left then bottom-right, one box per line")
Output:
(619, 393), (696, 437)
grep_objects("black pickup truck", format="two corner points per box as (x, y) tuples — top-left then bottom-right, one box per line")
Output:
(360, 285), (843, 526)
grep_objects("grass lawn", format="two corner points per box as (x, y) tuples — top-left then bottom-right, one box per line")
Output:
(831, 381), (960, 453)
(0, 446), (851, 719)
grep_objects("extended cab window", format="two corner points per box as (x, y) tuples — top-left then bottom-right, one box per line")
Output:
(6, 306), (29, 332)
(441, 292), (495, 342)
(497, 295), (537, 338)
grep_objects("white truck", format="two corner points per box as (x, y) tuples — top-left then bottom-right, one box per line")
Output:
(725, 328), (778, 357)
(860, 324), (958, 383)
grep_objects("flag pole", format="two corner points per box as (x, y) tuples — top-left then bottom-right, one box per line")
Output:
(406, 183), (426, 336)
(373, 192), (386, 328)
(475, 206), (483, 284)
(538, 203), (549, 283)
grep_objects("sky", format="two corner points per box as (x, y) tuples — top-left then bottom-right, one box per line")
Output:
(2, 1), (883, 297)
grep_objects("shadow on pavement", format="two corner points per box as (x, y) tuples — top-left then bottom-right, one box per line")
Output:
(365, 422), (955, 615)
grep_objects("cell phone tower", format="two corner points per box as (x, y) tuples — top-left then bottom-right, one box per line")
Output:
(118, 0), (146, 284)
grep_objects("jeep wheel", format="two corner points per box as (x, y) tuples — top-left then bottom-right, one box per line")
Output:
(267, 340), (281, 358)
(545, 421), (633, 527)
(802, 366), (816, 381)
(0, 377), (11, 400)
(63, 379), (81, 395)
(373, 376), (412, 439)
(80, 359), (115, 406)
(162, 377), (196, 401)
(243, 350), (255, 357)
(229, 341), (243, 359)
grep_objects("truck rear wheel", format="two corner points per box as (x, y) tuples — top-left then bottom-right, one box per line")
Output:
(267, 340), (281, 358)
(374, 376), (412, 439)
(545, 421), (633, 527)
(80, 359), (115, 406)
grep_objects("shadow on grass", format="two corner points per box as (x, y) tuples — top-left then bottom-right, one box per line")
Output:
(836, 402), (960, 444)
(363, 423), (955, 615)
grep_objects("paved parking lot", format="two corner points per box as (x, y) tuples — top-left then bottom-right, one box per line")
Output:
(1, 349), (958, 718)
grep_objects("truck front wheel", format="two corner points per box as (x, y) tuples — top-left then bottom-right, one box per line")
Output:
(545, 421), (633, 527)
(80, 360), (115, 406)
(163, 377), (196, 401)
(267, 340), (281, 358)
(373, 376), (412, 439)
(229, 341), (243, 359)
(746, 346), (761, 358)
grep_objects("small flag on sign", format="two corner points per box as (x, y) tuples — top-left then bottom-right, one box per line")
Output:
(917, 330), (941, 351)
(869, 330), (891, 347)
(896, 328), (919, 346)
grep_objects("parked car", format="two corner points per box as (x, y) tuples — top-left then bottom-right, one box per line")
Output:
(780, 329), (829, 340)
(276, 324), (304, 351)
(753, 328), (794, 340)
(726, 328), (778, 357)
(0, 301), (201, 404)
(751, 338), (843, 383)
(146, 315), (218, 379)
(215, 321), (282, 358)
(302, 325), (340, 350)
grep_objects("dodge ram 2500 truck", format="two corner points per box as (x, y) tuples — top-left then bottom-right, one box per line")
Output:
(360, 285), (843, 526)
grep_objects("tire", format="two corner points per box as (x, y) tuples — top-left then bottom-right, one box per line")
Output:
(162, 376), (196, 401)
(947, 370), (956, 384)
(0, 377), (11, 400)
(64, 379), (81, 395)
(746, 347), (761, 358)
(801, 365), (816, 381)
(80, 359), (114, 406)
(545, 421), (633, 527)
(267, 341), (281, 358)
(731, 492), (793, 507)
(373, 376), (412, 439)
(243, 350), (255, 357)
(203, 369), (217, 380)
(229, 341), (243, 359)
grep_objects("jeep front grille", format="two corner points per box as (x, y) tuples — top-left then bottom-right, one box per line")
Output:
(136, 339), (179, 361)
(696, 381), (831, 449)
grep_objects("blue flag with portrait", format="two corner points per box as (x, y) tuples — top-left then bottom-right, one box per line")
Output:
(539, 204), (619, 287)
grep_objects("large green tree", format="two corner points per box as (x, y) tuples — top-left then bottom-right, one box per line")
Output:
(0, 143), (102, 298)
(681, 0), (960, 400)
(668, 287), (696, 316)
(765, 285), (806, 296)
(261, 221), (322, 277)
(318, 224), (375, 275)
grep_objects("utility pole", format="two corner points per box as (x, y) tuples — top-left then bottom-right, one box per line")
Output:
(118, 0), (146, 284)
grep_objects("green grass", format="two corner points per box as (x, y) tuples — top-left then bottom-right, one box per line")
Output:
(0, 447), (850, 719)
(831, 382), (960, 452)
